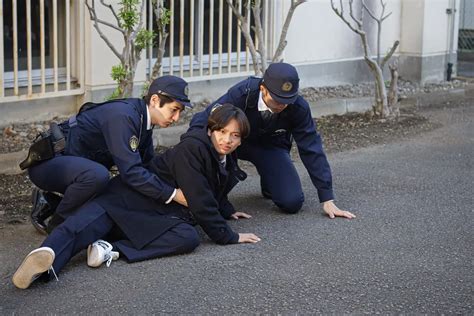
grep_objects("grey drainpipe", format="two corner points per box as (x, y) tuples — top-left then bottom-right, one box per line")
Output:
(447, 0), (457, 81)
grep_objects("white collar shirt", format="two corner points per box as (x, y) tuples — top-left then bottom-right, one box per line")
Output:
(146, 106), (153, 130)
(258, 92), (274, 113)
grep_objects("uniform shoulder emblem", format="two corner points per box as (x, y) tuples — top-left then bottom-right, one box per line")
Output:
(129, 135), (139, 152)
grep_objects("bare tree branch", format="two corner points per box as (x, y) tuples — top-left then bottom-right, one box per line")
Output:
(227, 0), (260, 74)
(151, 0), (170, 79)
(85, 0), (123, 60)
(272, 0), (306, 62)
(86, 0), (124, 32)
(361, 0), (377, 21)
(332, 0), (395, 117)
(251, 0), (267, 73)
(330, 0), (362, 35)
(131, 0), (147, 41)
(381, 11), (392, 21)
(380, 0), (386, 18)
(99, 0), (121, 26)
(381, 40), (399, 69)
(348, 0), (362, 29)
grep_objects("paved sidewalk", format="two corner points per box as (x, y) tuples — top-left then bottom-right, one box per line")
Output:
(0, 98), (472, 313)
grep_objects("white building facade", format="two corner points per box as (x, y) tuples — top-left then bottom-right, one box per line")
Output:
(0, 0), (463, 124)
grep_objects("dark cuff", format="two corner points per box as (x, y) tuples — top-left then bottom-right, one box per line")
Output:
(317, 189), (335, 203)
(229, 232), (239, 244)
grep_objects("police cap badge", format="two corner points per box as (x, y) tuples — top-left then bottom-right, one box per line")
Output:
(281, 82), (293, 92)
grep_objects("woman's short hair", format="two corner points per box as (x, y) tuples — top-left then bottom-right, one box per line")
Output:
(207, 103), (250, 138)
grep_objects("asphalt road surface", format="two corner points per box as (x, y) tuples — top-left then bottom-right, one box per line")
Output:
(0, 101), (472, 314)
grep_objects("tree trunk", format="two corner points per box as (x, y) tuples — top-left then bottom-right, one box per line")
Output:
(387, 64), (399, 117)
(365, 58), (388, 117)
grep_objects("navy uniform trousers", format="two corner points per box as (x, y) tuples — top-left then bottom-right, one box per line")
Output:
(29, 155), (110, 219)
(237, 142), (304, 214)
(41, 200), (200, 274)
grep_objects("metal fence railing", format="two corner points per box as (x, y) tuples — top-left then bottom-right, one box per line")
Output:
(146, 0), (276, 79)
(459, 0), (474, 53)
(0, 0), (84, 103)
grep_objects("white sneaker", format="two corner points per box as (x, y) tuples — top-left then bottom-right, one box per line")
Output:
(87, 240), (119, 268)
(12, 247), (57, 289)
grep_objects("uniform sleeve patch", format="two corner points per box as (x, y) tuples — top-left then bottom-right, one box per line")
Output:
(129, 135), (139, 152)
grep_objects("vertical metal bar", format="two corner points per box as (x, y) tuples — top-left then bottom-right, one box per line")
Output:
(269, 0), (274, 60)
(148, 0), (153, 80)
(169, 0), (174, 75)
(40, 0), (46, 93)
(79, 0), (85, 90)
(13, 0), (19, 96)
(218, 0), (223, 74)
(53, 0), (58, 92)
(26, 0), (32, 95)
(246, 0), (250, 72)
(236, 0), (241, 73)
(0, 0), (4, 97)
(264, 0), (268, 59)
(227, 2), (232, 73)
(209, 0), (214, 75)
(66, 0), (71, 90)
(179, 0), (184, 77)
(189, 0), (194, 77)
(253, 1), (262, 51)
(198, 0), (204, 76)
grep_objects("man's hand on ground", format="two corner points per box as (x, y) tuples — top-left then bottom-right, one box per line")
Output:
(322, 200), (356, 219)
(231, 211), (252, 220)
(173, 188), (188, 207)
(238, 233), (261, 243)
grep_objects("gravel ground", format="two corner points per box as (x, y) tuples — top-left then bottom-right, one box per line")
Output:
(300, 78), (468, 102)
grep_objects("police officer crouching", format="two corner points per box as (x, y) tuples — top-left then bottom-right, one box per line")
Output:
(21, 75), (193, 234)
(189, 63), (356, 219)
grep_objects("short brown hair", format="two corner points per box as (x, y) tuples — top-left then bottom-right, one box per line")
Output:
(207, 103), (250, 138)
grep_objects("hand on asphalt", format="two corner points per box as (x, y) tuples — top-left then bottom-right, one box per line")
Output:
(322, 200), (356, 219)
(231, 211), (252, 220)
(238, 233), (261, 243)
(173, 188), (188, 207)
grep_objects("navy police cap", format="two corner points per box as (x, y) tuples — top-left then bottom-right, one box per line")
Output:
(148, 75), (192, 108)
(262, 63), (299, 105)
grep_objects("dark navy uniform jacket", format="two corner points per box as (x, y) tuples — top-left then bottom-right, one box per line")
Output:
(61, 98), (174, 203)
(189, 77), (334, 202)
(94, 128), (242, 249)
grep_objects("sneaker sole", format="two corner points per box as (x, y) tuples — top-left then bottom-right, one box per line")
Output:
(12, 247), (55, 289)
(87, 244), (103, 268)
(87, 244), (119, 268)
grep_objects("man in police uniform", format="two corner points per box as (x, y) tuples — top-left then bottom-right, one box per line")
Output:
(26, 75), (193, 234)
(189, 63), (355, 219)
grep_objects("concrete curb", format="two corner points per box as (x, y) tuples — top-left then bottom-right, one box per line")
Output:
(1, 85), (472, 175)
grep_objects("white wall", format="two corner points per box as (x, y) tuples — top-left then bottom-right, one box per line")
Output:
(85, 1), (147, 89)
(283, 0), (402, 64)
(422, 0), (452, 54)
